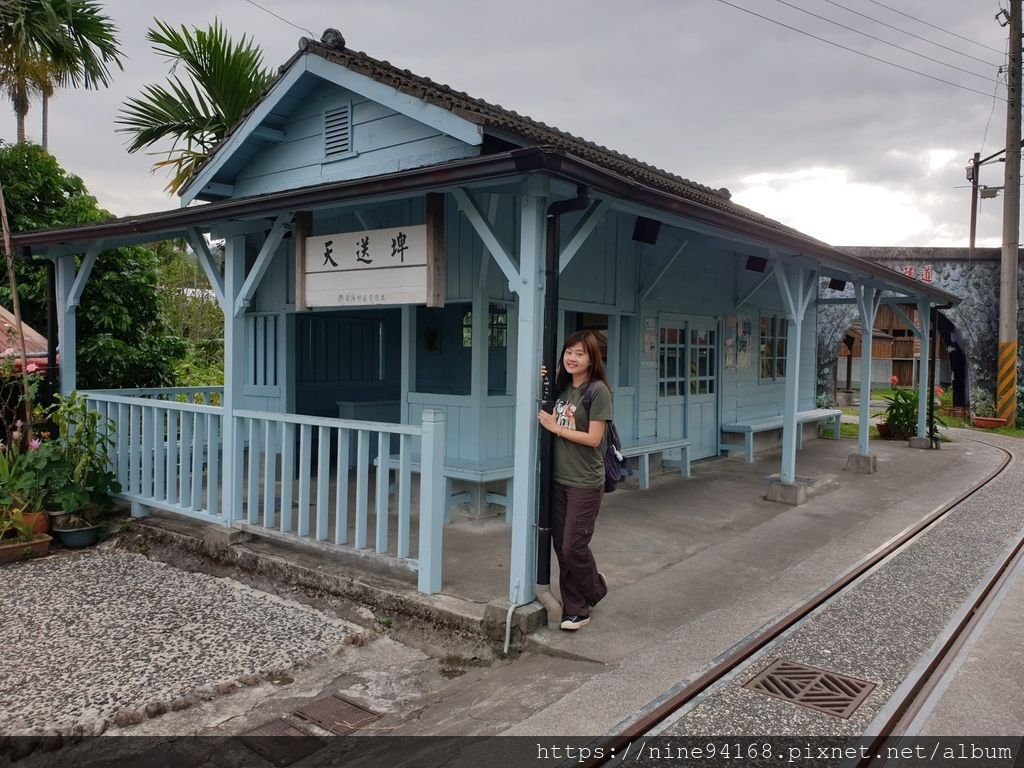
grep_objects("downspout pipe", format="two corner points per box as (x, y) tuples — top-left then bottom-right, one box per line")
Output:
(536, 185), (590, 624)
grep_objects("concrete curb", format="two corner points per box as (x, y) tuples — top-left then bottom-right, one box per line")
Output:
(119, 519), (537, 647)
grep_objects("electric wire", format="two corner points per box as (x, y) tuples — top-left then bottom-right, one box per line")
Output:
(716, 0), (1007, 102)
(863, 0), (1006, 56)
(242, 0), (317, 38)
(772, 0), (999, 85)
(979, 40), (1009, 160)
(820, 0), (1002, 69)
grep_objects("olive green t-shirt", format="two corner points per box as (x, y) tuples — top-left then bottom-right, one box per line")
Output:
(552, 381), (613, 489)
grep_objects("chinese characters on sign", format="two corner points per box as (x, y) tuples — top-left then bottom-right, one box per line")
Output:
(896, 264), (934, 284)
(304, 224), (429, 308)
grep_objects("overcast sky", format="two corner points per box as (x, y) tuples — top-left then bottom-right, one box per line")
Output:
(0, 0), (1014, 247)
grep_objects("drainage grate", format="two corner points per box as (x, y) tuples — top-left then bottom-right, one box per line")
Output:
(294, 694), (381, 735)
(743, 659), (876, 719)
(237, 718), (325, 767)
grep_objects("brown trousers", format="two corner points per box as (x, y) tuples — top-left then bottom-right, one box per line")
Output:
(551, 483), (607, 617)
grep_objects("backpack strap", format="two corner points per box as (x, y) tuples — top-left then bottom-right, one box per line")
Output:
(581, 380), (598, 414)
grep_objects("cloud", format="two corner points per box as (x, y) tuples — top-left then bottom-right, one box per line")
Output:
(0, 0), (1009, 248)
(732, 166), (932, 245)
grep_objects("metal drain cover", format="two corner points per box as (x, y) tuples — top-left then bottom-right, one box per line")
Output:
(237, 718), (324, 767)
(294, 694), (381, 735)
(743, 659), (876, 719)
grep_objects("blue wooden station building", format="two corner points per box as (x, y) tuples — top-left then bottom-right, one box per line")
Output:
(11, 31), (958, 605)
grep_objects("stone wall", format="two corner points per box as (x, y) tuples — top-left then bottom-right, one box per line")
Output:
(820, 247), (1023, 414)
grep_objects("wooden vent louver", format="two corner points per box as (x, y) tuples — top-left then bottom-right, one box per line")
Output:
(324, 104), (352, 158)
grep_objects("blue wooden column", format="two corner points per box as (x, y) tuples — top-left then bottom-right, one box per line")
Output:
(773, 261), (818, 486)
(914, 297), (931, 437)
(54, 242), (99, 396)
(220, 234), (247, 527)
(507, 179), (547, 605)
(853, 284), (882, 458)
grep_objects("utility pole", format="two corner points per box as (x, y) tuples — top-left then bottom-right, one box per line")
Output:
(969, 151), (980, 261)
(998, 0), (1021, 427)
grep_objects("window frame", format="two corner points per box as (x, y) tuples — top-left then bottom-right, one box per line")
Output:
(759, 313), (788, 382)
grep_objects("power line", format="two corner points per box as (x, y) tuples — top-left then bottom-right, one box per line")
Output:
(243, 0), (317, 38)
(820, 0), (1002, 69)
(716, 0), (1007, 101)
(980, 42), (1009, 158)
(772, 0), (999, 84)
(862, 0), (1006, 56)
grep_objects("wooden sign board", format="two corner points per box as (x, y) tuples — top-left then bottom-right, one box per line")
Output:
(300, 198), (445, 309)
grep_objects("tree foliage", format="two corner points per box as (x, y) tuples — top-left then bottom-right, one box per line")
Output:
(152, 239), (223, 385)
(0, 141), (184, 388)
(116, 18), (274, 193)
(0, 0), (123, 144)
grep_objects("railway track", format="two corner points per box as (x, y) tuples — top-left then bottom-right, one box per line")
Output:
(582, 435), (1017, 767)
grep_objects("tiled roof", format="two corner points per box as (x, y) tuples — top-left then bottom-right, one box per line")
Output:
(305, 39), (816, 236)
(188, 34), (822, 244)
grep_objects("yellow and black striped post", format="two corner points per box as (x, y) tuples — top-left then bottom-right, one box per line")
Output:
(996, 342), (1017, 427)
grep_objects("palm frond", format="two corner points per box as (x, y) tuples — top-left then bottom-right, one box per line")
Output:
(118, 18), (274, 193)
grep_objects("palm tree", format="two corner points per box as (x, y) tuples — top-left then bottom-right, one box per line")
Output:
(0, 0), (123, 147)
(116, 19), (274, 195)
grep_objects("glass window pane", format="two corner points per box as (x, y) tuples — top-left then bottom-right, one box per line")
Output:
(666, 381), (677, 397)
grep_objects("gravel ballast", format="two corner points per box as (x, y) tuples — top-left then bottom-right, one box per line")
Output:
(0, 549), (356, 734)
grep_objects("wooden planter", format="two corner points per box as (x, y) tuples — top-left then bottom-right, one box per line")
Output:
(971, 416), (1007, 429)
(0, 534), (51, 564)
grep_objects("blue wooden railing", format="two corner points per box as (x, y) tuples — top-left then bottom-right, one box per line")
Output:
(83, 391), (446, 593)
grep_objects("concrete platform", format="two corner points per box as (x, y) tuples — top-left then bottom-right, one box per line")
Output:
(129, 435), (995, 652)
(5, 429), (1017, 751)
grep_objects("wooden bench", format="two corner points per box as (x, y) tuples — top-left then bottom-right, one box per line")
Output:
(620, 437), (693, 489)
(720, 408), (842, 463)
(380, 454), (515, 521)
(383, 436), (694, 518)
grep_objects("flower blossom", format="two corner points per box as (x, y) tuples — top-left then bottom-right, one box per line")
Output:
(29, 438), (41, 450)
(889, 375), (899, 386)
(26, 362), (37, 373)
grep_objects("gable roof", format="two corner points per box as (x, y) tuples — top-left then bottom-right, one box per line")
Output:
(1, 305), (49, 359)
(182, 34), (809, 244)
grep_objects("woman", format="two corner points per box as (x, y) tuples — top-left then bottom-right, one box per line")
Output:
(538, 330), (611, 631)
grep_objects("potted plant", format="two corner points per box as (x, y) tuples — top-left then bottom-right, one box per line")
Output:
(51, 509), (103, 549)
(880, 389), (917, 440)
(0, 438), (49, 535)
(970, 390), (1006, 429)
(40, 392), (121, 517)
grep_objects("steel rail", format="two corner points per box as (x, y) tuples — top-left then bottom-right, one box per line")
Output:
(582, 436), (1013, 768)
(857, 444), (1023, 765)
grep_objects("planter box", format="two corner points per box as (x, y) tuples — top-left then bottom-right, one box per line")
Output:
(972, 416), (1007, 429)
(0, 534), (51, 564)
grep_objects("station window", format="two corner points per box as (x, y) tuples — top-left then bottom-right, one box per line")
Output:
(760, 314), (787, 381)
(461, 304), (508, 348)
(658, 326), (685, 397)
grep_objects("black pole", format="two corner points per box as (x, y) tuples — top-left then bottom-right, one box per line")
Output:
(537, 186), (590, 588)
(44, 255), (57, 404)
